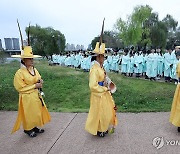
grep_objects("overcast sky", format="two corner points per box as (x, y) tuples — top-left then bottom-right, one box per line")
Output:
(0, 0), (179, 48)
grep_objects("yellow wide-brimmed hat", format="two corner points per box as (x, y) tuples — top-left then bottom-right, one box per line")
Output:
(11, 20), (42, 59)
(11, 46), (41, 58)
(93, 42), (105, 55)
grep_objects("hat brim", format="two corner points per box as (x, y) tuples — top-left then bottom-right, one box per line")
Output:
(175, 46), (180, 49)
(90, 51), (106, 56)
(11, 55), (42, 58)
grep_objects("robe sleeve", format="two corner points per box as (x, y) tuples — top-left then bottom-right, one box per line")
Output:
(14, 70), (36, 93)
(89, 68), (108, 93)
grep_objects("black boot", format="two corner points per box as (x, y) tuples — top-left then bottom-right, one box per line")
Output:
(104, 130), (108, 135)
(145, 75), (149, 79)
(97, 131), (105, 137)
(33, 127), (45, 133)
(178, 127), (180, 132)
(24, 129), (37, 137)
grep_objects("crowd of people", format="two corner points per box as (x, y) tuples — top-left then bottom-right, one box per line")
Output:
(50, 46), (180, 84)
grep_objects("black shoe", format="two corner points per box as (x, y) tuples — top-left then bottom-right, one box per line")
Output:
(33, 127), (45, 133)
(104, 130), (108, 135)
(24, 130), (37, 137)
(178, 127), (180, 132)
(97, 131), (105, 137)
(145, 76), (149, 79)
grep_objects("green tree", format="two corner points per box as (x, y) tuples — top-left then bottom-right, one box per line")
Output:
(25, 25), (66, 58)
(115, 5), (152, 47)
(174, 27), (180, 46)
(162, 14), (178, 48)
(150, 21), (168, 48)
(115, 5), (178, 49)
(163, 14), (178, 32)
(149, 14), (178, 49)
(115, 17), (133, 46)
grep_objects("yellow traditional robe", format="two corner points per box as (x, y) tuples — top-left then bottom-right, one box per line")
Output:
(12, 67), (51, 133)
(85, 62), (118, 135)
(170, 62), (180, 126)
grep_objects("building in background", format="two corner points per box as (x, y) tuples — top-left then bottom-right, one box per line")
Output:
(12, 38), (20, 50)
(4, 38), (13, 50)
(4, 38), (20, 55)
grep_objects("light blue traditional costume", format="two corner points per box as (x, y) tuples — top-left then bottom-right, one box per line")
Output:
(127, 55), (134, 74)
(157, 53), (164, 76)
(112, 54), (119, 72)
(107, 55), (113, 71)
(121, 54), (129, 74)
(134, 53), (143, 74)
(164, 52), (173, 78)
(146, 53), (158, 78)
(171, 51), (178, 80)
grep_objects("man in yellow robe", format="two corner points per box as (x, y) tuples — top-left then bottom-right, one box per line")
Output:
(85, 42), (118, 137)
(169, 48), (180, 132)
(11, 45), (51, 137)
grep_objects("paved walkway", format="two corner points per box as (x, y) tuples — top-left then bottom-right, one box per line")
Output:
(0, 112), (179, 154)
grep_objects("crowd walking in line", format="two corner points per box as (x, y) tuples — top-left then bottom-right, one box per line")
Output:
(50, 45), (180, 84)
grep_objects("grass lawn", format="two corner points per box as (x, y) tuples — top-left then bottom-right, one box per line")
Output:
(0, 60), (176, 112)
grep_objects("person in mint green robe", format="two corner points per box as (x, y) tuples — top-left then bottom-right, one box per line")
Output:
(134, 51), (143, 77)
(171, 47), (180, 83)
(142, 51), (147, 77)
(146, 48), (158, 80)
(112, 53), (120, 73)
(71, 53), (76, 68)
(103, 56), (110, 72)
(61, 54), (66, 66)
(127, 51), (134, 77)
(121, 48), (129, 76)
(107, 54), (113, 71)
(65, 54), (70, 66)
(86, 55), (91, 72)
(164, 48), (173, 82)
(156, 48), (164, 79)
